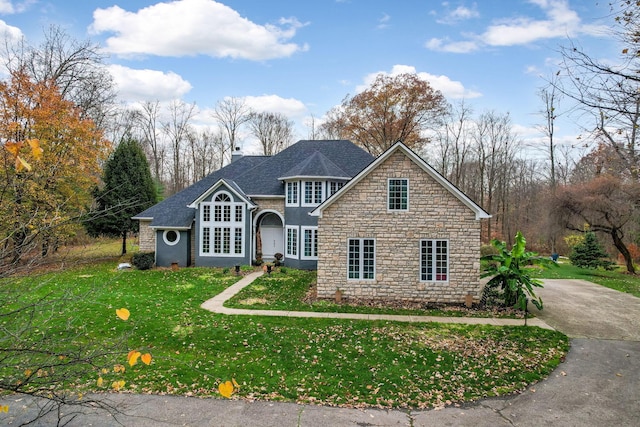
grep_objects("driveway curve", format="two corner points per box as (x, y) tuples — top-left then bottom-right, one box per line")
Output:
(531, 278), (640, 340)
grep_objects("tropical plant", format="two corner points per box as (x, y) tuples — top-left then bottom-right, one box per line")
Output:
(481, 231), (556, 311)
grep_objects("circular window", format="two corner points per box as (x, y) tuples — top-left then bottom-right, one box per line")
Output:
(163, 230), (180, 246)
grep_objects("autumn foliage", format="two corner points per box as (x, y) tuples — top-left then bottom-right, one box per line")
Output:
(0, 70), (109, 272)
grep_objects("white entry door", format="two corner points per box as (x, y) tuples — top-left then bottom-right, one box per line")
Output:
(261, 226), (284, 259)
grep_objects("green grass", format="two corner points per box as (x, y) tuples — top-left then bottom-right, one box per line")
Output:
(1, 259), (568, 409)
(226, 269), (524, 318)
(529, 261), (640, 298)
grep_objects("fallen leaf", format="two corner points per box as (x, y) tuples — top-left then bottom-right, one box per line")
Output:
(128, 350), (141, 367)
(116, 308), (130, 321)
(219, 381), (234, 398)
(141, 353), (152, 365)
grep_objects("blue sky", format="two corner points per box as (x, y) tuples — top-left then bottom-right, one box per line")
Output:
(0, 0), (616, 154)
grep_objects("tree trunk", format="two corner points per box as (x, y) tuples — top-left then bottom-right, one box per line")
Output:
(611, 228), (635, 274)
(121, 231), (127, 256)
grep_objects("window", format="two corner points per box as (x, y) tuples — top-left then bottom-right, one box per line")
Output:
(388, 178), (408, 211)
(421, 239), (448, 282)
(163, 230), (180, 246)
(329, 181), (344, 196)
(302, 227), (318, 259)
(286, 226), (298, 258)
(200, 192), (245, 257)
(348, 238), (375, 280)
(303, 181), (324, 206)
(286, 181), (299, 206)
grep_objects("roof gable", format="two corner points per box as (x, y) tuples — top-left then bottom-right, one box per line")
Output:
(187, 178), (257, 208)
(310, 142), (491, 220)
(278, 151), (351, 181)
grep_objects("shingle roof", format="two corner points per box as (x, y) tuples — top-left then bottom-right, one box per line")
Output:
(133, 140), (374, 228)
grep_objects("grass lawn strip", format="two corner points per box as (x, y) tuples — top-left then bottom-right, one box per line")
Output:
(225, 269), (527, 318)
(1, 262), (568, 410)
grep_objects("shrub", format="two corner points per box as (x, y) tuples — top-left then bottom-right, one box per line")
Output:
(569, 232), (614, 270)
(131, 252), (155, 270)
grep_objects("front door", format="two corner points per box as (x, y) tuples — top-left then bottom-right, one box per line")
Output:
(259, 213), (284, 260)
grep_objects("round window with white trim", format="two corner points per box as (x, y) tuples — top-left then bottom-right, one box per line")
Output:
(163, 230), (180, 246)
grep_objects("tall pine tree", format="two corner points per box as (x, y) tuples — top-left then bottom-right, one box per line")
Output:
(85, 137), (157, 255)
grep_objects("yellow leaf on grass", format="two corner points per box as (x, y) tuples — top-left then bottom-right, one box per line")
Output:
(141, 353), (152, 365)
(113, 364), (125, 373)
(232, 378), (239, 389)
(218, 381), (234, 398)
(24, 369), (32, 377)
(111, 380), (126, 391)
(116, 308), (130, 321)
(97, 377), (104, 387)
(128, 350), (141, 367)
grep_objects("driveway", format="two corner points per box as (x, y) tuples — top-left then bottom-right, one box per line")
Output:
(531, 279), (640, 340)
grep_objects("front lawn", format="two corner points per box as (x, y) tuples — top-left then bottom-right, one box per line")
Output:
(529, 261), (640, 298)
(226, 268), (525, 318)
(1, 262), (568, 410)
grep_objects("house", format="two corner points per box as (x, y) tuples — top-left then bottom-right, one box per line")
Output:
(133, 140), (374, 270)
(133, 139), (490, 304)
(310, 141), (490, 303)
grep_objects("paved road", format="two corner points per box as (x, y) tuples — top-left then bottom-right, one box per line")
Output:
(2, 278), (639, 426)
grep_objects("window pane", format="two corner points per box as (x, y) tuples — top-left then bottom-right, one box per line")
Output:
(223, 228), (230, 253)
(203, 205), (210, 222)
(223, 206), (231, 222)
(314, 182), (323, 203)
(202, 227), (210, 253)
(287, 228), (297, 257)
(234, 228), (242, 254)
(388, 179), (408, 210)
(235, 206), (243, 222)
(363, 239), (375, 279)
(348, 239), (360, 279)
(304, 182), (313, 204)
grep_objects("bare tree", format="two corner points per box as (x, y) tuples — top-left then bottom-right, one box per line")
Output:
(212, 97), (251, 160)
(187, 127), (227, 182)
(163, 100), (196, 194)
(537, 75), (564, 188)
(133, 101), (165, 183)
(3, 25), (117, 128)
(248, 111), (294, 155)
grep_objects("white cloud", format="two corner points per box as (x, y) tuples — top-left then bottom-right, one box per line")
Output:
(108, 64), (192, 102)
(427, 0), (609, 53)
(377, 13), (391, 30)
(0, 0), (32, 14)
(0, 19), (23, 75)
(89, 0), (308, 60)
(436, 4), (480, 24)
(242, 94), (307, 117)
(359, 64), (482, 99)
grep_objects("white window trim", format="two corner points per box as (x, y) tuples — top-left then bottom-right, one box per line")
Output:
(420, 239), (449, 283)
(286, 181), (299, 207)
(387, 178), (409, 212)
(285, 225), (299, 259)
(347, 237), (376, 281)
(301, 226), (318, 260)
(163, 229), (181, 246)
(199, 193), (245, 257)
(301, 180), (325, 207)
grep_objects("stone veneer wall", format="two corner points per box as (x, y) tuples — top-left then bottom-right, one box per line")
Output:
(317, 151), (483, 304)
(138, 220), (155, 252)
(251, 197), (285, 216)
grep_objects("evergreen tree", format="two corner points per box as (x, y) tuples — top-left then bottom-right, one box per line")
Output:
(569, 232), (614, 270)
(85, 137), (157, 255)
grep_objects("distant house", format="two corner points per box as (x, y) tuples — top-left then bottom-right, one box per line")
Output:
(133, 139), (490, 303)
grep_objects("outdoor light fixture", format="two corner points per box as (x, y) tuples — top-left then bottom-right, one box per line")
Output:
(235, 264), (240, 275)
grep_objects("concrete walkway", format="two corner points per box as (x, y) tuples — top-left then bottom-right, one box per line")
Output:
(201, 270), (553, 329)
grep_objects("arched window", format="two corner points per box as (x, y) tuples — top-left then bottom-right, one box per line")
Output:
(200, 191), (245, 257)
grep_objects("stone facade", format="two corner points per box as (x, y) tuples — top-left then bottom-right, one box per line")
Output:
(138, 220), (155, 252)
(317, 151), (483, 304)
(251, 197), (285, 218)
